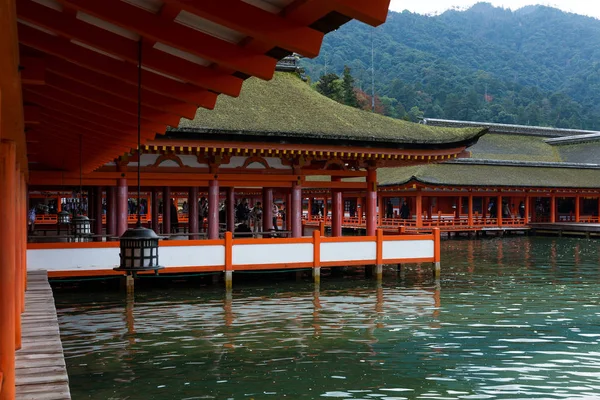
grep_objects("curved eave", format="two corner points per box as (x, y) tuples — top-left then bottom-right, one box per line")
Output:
(165, 126), (488, 151)
(13, 0), (392, 173)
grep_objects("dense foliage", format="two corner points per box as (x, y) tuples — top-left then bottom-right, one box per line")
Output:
(302, 2), (600, 129)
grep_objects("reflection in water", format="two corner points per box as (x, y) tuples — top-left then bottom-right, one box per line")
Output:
(56, 237), (600, 399)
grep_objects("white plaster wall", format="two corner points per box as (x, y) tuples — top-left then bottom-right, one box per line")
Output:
(320, 242), (376, 262)
(382, 240), (434, 260)
(161, 245), (225, 267)
(232, 243), (313, 265)
(28, 248), (120, 272)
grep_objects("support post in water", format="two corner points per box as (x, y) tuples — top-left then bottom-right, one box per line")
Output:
(433, 227), (441, 278)
(313, 267), (321, 285)
(225, 271), (233, 291)
(121, 274), (134, 294)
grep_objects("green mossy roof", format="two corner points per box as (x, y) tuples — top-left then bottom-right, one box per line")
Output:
(557, 142), (600, 164)
(377, 164), (600, 189)
(468, 134), (561, 162)
(176, 72), (485, 146)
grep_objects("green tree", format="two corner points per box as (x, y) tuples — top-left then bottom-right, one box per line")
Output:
(315, 73), (343, 103)
(342, 66), (359, 107)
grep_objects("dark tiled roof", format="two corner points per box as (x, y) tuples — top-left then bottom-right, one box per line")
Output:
(172, 73), (486, 149)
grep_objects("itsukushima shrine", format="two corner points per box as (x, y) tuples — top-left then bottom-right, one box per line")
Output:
(4, 1), (600, 399)
(2, 1), (406, 399)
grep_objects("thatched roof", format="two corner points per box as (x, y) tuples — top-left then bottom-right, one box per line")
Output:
(468, 133), (561, 162)
(377, 163), (600, 189)
(172, 72), (486, 149)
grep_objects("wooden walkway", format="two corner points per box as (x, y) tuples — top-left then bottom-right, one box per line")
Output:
(15, 271), (71, 400)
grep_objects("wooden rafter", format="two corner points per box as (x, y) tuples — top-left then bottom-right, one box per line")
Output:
(52, 0), (277, 79)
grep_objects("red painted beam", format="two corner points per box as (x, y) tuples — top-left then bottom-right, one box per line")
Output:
(25, 90), (163, 135)
(44, 56), (207, 118)
(20, 56), (45, 85)
(28, 85), (169, 132)
(163, 0), (324, 58)
(45, 72), (181, 126)
(42, 114), (139, 147)
(17, 1), (243, 97)
(54, 0), (277, 80)
(18, 25), (224, 105)
(23, 105), (41, 124)
(285, 0), (390, 27)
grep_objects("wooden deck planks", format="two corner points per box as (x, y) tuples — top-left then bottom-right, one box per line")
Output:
(15, 270), (71, 400)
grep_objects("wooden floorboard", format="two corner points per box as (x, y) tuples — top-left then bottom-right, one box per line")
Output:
(15, 271), (71, 400)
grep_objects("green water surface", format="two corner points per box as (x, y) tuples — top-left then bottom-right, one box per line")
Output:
(54, 237), (600, 399)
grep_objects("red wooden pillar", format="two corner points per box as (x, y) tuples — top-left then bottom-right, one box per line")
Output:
(323, 195), (329, 222)
(116, 178), (128, 236)
(208, 179), (220, 239)
(332, 178), (342, 237)
(456, 196), (462, 219)
(550, 194), (556, 223)
(366, 169), (377, 236)
(524, 194), (530, 224)
(357, 197), (363, 225)
(188, 187), (199, 239)
(107, 187), (116, 238)
(575, 195), (580, 223)
(1, 141), (17, 400)
(376, 194), (383, 226)
(597, 196), (600, 223)
(468, 193), (474, 226)
(307, 197), (313, 222)
(416, 191), (423, 228)
(497, 195), (503, 226)
(263, 187), (273, 231)
(94, 186), (103, 240)
(162, 186), (171, 235)
(227, 187), (235, 233)
(151, 188), (159, 232)
(286, 192), (292, 231)
(291, 182), (302, 237)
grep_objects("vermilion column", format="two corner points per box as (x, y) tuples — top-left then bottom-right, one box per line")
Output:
(575, 195), (580, 223)
(189, 187), (199, 239)
(208, 179), (219, 239)
(291, 182), (302, 237)
(116, 178), (128, 236)
(497, 195), (503, 226)
(307, 197), (313, 222)
(550, 195), (556, 223)
(524, 195), (530, 224)
(107, 187), (116, 239)
(357, 197), (363, 225)
(468, 194), (474, 226)
(151, 188), (159, 232)
(14, 165), (21, 350)
(162, 186), (171, 235)
(263, 188), (273, 232)
(378, 195), (384, 226)
(1, 141), (17, 400)
(94, 186), (103, 240)
(331, 178), (342, 237)
(416, 191), (423, 228)
(286, 192), (292, 231)
(366, 169), (377, 236)
(227, 187), (235, 232)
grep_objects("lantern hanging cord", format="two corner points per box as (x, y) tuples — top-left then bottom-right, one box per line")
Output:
(136, 39), (142, 227)
(79, 134), (83, 215)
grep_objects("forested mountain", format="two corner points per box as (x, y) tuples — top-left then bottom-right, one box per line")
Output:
(301, 3), (600, 129)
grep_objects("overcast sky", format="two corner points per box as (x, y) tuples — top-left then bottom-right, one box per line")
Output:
(388, 0), (600, 19)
